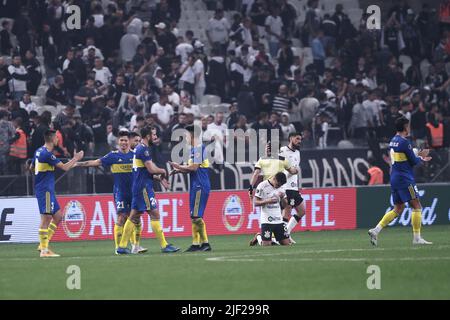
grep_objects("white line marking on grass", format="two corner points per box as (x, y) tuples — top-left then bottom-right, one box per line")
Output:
(214, 256), (450, 262)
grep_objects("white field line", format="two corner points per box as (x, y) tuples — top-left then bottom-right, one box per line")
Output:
(206, 245), (450, 262)
(212, 257), (450, 262)
(1, 245), (450, 263)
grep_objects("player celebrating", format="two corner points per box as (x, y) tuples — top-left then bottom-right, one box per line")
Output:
(76, 130), (147, 254)
(368, 117), (433, 246)
(279, 132), (306, 243)
(31, 129), (84, 257)
(254, 172), (290, 246)
(116, 126), (180, 254)
(169, 125), (212, 252)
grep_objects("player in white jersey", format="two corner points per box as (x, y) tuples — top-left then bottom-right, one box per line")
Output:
(279, 132), (306, 243)
(254, 172), (291, 246)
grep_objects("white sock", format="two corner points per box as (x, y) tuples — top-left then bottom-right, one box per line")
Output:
(287, 216), (299, 234)
(271, 238), (280, 245)
(373, 225), (383, 234)
(256, 234), (262, 245)
(413, 233), (421, 241)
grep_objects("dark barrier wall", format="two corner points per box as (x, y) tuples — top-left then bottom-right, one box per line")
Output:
(357, 184), (450, 228)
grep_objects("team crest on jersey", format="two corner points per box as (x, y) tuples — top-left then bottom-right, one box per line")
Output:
(62, 200), (86, 239)
(222, 195), (245, 232)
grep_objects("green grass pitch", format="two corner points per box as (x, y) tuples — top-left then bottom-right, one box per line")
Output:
(1, 226), (450, 299)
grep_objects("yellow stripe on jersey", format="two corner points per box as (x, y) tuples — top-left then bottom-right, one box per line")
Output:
(133, 158), (145, 168)
(35, 161), (55, 173)
(111, 163), (133, 173)
(45, 192), (50, 213)
(143, 188), (151, 210)
(408, 185), (416, 199)
(188, 158), (210, 168)
(255, 158), (290, 180)
(392, 152), (408, 162)
(193, 190), (201, 217)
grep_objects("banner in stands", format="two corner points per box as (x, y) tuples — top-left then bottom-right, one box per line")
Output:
(164, 148), (370, 192)
(357, 184), (450, 228)
(0, 188), (356, 243)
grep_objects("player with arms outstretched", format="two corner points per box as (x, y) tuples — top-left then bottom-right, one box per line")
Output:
(169, 125), (212, 252)
(368, 117), (433, 246)
(31, 129), (84, 257)
(76, 130), (147, 254)
(116, 126), (179, 254)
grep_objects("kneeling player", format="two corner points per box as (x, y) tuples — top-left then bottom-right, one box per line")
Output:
(253, 172), (290, 246)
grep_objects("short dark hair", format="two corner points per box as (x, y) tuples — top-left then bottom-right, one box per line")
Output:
(129, 131), (140, 138)
(274, 172), (287, 185)
(288, 132), (302, 139)
(118, 130), (130, 138)
(44, 129), (57, 142)
(140, 126), (155, 139)
(395, 116), (409, 132)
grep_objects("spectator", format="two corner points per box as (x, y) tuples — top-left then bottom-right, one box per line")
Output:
(426, 112), (444, 149)
(207, 48), (227, 100)
(151, 94), (174, 129)
(46, 75), (67, 106)
(92, 58), (112, 86)
(155, 22), (177, 55)
(206, 9), (230, 55)
(0, 110), (15, 174)
(8, 117), (27, 174)
(7, 55), (28, 101)
(23, 50), (42, 95)
(54, 104), (76, 130)
(19, 93), (37, 114)
(193, 53), (206, 104)
(367, 157), (384, 185)
(280, 112), (296, 144)
(272, 84), (292, 114)
(30, 111), (52, 157)
(265, 6), (283, 58)
(311, 30), (326, 76)
(120, 24), (140, 63)
(204, 111), (228, 172)
(180, 95), (200, 118)
(0, 20), (13, 56)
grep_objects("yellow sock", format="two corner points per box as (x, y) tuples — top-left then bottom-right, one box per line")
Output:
(119, 219), (135, 248)
(134, 223), (142, 246)
(192, 221), (200, 245)
(114, 224), (123, 249)
(39, 229), (49, 250)
(378, 209), (398, 228)
(48, 222), (57, 241)
(196, 218), (209, 244)
(151, 220), (168, 249)
(130, 226), (136, 246)
(412, 209), (422, 237)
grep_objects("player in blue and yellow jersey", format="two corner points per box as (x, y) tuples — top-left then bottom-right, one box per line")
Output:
(31, 129), (84, 257)
(117, 126), (180, 254)
(76, 130), (147, 254)
(368, 117), (433, 246)
(169, 125), (212, 252)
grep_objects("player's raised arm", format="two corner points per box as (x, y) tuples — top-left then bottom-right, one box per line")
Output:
(248, 167), (261, 197)
(144, 159), (167, 176)
(56, 150), (84, 171)
(169, 161), (199, 173)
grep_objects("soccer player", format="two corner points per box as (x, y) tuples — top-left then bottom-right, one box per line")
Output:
(169, 125), (212, 252)
(31, 129), (84, 257)
(368, 117), (433, 246)
(279, 132), (306, 243)
(130, 131), (141, 149)
(254, 172), (291, 246)
(116, 126), (180, 254)
(248, 142), (298, 245)
(76, 130), (147, 254)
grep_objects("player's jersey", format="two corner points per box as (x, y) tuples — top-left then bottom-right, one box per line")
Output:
(255, 180), (283, 224)
(33, 146), (61, 193)
(389, 134), (421, 188)
(188, 144), (211, 191)
(254, 156), (291, 180)
(279, 146), (300, 191)
(100, 150), (133, 196)
(132, 143), (153, 191)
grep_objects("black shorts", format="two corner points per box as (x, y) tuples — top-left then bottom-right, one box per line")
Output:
(285, 190), (303, 207)
(261, 223), (289, 242)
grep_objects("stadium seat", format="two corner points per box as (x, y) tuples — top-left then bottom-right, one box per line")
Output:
(201, 94), (221, 105)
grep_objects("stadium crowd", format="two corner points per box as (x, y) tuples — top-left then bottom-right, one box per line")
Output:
(0, 0), (449, 176)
